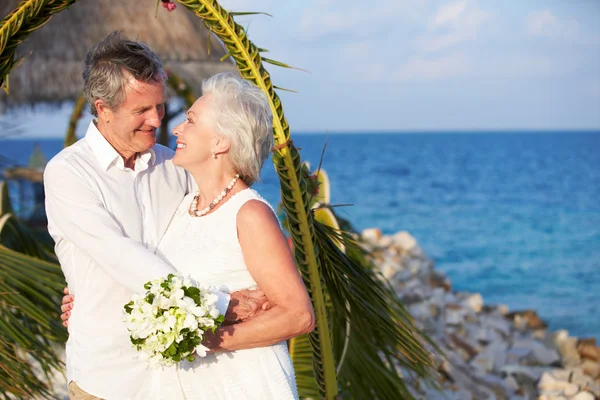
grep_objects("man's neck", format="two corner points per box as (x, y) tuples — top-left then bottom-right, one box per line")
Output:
(123, 155), (137, 170)
(94, 119), (138, 169)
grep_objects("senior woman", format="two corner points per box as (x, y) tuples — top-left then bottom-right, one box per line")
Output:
(148, 72), (314, 399)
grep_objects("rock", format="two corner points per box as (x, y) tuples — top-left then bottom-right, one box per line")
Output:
(471, 342), (508, 373)
(579, 338), (597, 346)
(581, 359), (600, 379)
(483, 304), (510, 317)
(578, 342), (600, 362)
(429, 270), (452, 291)
(504, 375), (519, 391)
(531, 345), (561, 366)
(538, 371), (579, 396)
(506, 346), (532, 364)
(571, 392), (596, 400)
(462, 293), (483, 314)
(392, 231), (417, 250)
(408, 302), (432, 321)
(468, 324), (503, 346)
(500, 365), (544, 383)
(511, 339), (560, 366)
(449, 333), (481, 359)
(509, 310), (547, 330)
(550, 330), (581, 367)
(361, 227), (382, 244)
(480, 315), (511, 338)
(378, 234), (394, 248)
(444, 304), (465, 326)
(380, 261), (399, 280)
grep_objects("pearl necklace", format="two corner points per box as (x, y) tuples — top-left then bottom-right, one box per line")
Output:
(189, 174), (240, 217)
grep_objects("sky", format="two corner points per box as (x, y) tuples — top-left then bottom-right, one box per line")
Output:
(1, 0), (599, 137)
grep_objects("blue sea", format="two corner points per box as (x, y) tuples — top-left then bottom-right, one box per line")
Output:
(1, 131), (599, 340)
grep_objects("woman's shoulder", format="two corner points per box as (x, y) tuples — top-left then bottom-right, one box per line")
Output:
(236, 190), (278, 226)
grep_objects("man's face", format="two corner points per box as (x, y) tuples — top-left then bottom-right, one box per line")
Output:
(100, 76), (166, 156)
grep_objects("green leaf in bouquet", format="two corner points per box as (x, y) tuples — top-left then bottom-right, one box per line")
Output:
(145, 293), (155, 304)
(124, 301), (134, 314)
(166, 342), (177, 356)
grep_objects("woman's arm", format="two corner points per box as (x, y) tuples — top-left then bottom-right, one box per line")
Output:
(204, 200), (315, 352)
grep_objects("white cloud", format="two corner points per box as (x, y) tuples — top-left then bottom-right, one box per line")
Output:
(415, 0), (490, 53)
(526, 9), (580, 39)
(217, 0), (273, 11)
(297, 0), (424, 41)
(480, 55), (559, 78)
(431, 0), (468, 28)
(394, 53), (470, 81)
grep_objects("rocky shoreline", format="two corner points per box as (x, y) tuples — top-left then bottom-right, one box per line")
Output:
(360, 228), (600, 400)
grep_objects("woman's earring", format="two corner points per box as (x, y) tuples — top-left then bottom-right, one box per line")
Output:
(211, 150), (217, 159)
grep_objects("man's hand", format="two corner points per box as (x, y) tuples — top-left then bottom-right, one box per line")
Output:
(224, 288), (271, 324)
(60, 287), (74, 328)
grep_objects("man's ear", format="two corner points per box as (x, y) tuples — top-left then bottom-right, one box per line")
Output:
(95, 99), (112, 122)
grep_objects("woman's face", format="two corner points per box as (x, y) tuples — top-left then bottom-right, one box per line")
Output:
(172, 95), (216, 169)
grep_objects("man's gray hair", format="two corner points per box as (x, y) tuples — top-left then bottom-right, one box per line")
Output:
(202, 73), (273, 186)
(83, 31), (167, 117)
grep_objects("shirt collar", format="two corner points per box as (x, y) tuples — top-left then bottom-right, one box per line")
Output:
(85, 120), (155, 172)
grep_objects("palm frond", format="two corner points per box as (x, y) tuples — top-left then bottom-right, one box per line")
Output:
(0, 0), (81, 91)
(0, 245), (66, 399)
(261, 57), (309, 72)
(176, 1), (339, 397)
(315, 221), (439, 399)
(0, 181), (65, 399)
(229, 11), (273, 17)
(65, 93), (86, 148)
(273, 85), (298, 93)
(289, 334), (320, 399)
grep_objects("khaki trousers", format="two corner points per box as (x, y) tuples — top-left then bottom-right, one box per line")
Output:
(68, 381), (104, 400)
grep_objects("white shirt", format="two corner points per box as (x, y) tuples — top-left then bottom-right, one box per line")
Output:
(44, 121), (228, 400)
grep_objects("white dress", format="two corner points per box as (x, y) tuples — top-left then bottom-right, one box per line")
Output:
(154, 188), (299, 400)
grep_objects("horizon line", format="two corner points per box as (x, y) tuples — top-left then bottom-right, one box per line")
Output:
(2, 128), (600, 140)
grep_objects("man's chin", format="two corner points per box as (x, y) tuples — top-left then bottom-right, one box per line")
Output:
(137, 137), (156, 152)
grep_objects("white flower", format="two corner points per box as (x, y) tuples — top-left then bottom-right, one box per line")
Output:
(194, 344), (210, 358)
(170, 288), (185, 301)
(158, 295), (175, 309)
(208, 307), (221, 319)
(183, 314), (198, 331)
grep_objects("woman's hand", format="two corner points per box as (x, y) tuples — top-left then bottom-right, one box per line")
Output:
(61, 287), (74, 327)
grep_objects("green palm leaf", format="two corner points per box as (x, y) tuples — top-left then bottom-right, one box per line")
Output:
(0, 0), (81, 92)
(0, 188), (66, 398)
(0, 244), (66, 399)
(316, 222), (438, 398)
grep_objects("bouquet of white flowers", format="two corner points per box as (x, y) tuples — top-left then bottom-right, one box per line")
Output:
(123, 274), (225, 367)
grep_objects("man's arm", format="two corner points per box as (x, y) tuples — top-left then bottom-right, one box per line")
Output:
(44, 160), (177, 293)
(60, 287), (270, 327)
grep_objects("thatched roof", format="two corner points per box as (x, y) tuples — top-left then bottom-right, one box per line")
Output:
(0, 0), (236, 109)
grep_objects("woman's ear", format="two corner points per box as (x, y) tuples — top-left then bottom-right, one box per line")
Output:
(214, 137), (231, 154)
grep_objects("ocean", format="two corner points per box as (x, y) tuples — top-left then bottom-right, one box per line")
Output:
(1, 131), (599, 340)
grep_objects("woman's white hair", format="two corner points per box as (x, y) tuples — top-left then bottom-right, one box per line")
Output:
(202, 72), (273, 186)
